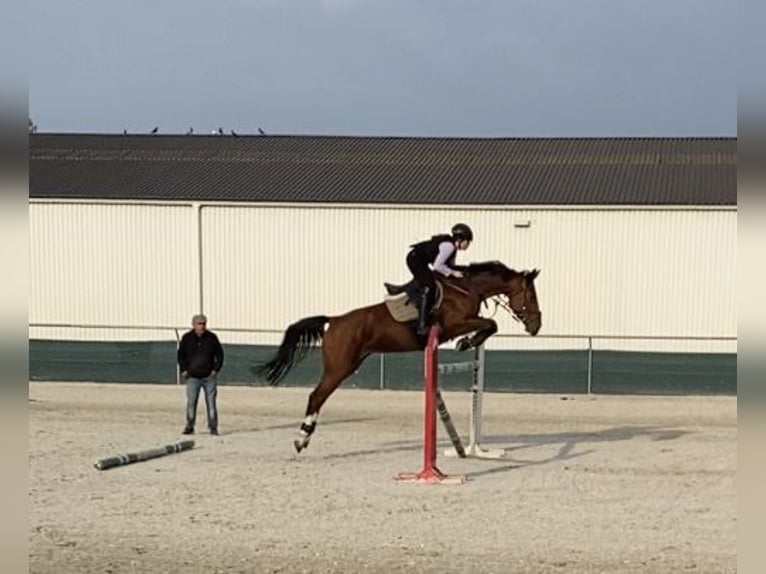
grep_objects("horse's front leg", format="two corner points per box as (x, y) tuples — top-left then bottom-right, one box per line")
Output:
(451, 318), (498, 351)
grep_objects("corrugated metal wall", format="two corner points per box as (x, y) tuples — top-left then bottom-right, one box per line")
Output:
(29, 202), (197, 341)
(30, 201), (736, 352)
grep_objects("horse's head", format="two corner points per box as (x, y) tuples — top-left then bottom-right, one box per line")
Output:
(464, 262), (542, 336)
(512, 269), (542, 336)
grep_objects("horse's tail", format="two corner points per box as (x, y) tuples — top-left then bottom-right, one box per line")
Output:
(255, 315), (329, 385)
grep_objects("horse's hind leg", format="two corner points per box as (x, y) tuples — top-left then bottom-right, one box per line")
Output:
(295, 345), (364, 453)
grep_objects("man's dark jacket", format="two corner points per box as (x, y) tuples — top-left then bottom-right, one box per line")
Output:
(177, 330), (224, 378)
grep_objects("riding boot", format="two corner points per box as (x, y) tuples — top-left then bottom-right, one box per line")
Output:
(416, 289), (431, 336)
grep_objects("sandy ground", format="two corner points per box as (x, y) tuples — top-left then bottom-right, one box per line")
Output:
(29, 382), (736, 574)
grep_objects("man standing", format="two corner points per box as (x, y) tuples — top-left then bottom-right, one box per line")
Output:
(177, 314), (224, 435)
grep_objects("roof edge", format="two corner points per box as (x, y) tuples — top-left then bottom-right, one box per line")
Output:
(29, 132), (738, 143)
(28, 197), (737, 211)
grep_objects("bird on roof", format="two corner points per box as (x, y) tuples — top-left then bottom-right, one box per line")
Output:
(150, 126), (159, 134)
(230, 129), (239, 137)
(123, 129), (128, 135)
(218, 127), (224, 135)
(186, 127), (194, 135)
(257, 127), (266, 135)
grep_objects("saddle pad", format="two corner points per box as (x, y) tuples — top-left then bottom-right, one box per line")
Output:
(383, 284), (444, 323)
(384, 293), (419, 322)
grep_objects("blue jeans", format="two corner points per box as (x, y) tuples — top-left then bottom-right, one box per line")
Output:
(186, 376), (218, 431)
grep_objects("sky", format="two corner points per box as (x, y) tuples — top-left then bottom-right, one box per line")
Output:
(28, 0), (736, 138)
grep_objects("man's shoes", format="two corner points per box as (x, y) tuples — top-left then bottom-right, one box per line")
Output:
(210, 428), (219, 436)
(182, 427), (194, 435)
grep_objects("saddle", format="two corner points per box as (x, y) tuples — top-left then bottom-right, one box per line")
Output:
(384, 279), (420, 299)
(383, 280), (444, 323)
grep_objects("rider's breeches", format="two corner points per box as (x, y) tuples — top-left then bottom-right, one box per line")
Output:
(406, 250), (435, 306)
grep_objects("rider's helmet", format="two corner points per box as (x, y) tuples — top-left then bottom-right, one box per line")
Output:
(451, 223), (474, 242)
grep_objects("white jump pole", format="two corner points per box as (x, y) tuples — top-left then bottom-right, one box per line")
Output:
(444, 344), (505, 459)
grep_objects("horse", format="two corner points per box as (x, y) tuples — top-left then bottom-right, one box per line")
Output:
(256, 261), (541, 453)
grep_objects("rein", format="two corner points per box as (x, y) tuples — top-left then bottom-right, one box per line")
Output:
(443, 280), (473, 297)
(487, 295), (518, 321)
(444, 279), (526, 323)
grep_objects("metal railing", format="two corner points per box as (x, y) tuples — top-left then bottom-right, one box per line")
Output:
(29, 322), (736, 392)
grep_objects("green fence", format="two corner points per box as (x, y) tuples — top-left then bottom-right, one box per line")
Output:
(29, 339), (736, 395)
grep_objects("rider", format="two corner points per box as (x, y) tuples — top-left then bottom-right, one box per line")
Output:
(407, 223), (473, 335)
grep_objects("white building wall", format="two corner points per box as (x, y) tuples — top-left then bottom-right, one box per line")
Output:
(202, 204), (736, 352)
(30, 201), (736, 352)
(29, 202), (198, 341)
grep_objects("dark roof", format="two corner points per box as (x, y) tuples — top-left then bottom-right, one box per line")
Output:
(29, 134), (736, 206)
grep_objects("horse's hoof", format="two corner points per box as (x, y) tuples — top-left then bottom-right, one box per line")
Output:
(455, 337), (471, 352)
(294, 440), (304, 453)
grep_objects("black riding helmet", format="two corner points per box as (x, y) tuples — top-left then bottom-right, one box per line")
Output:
(451, 223), (474, 242)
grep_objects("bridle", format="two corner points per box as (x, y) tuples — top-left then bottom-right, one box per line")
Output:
(444, 274), (540, 325)
(488, 284), (540, 325)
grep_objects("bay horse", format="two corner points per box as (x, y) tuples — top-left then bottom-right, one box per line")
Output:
(256, 261), (541, 452)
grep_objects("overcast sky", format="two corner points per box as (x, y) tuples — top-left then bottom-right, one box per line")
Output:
(28, 0), (736, 138)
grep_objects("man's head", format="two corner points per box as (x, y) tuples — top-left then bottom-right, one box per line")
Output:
(191, 314), (207, 335)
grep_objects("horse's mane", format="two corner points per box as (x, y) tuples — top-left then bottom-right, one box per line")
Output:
(463, 261), (521, 280)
